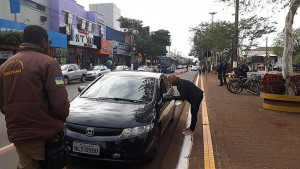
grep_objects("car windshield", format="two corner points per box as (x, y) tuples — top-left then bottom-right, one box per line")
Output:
(61, 65), (68, 71)
(81, 75), (156, 103)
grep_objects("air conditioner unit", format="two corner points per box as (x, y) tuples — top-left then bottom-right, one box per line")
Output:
(40, 16), (47, 22)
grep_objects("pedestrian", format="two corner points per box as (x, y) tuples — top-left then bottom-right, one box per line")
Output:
(0, 25), (70, 169)
(217, 61), (224, 86)
(107, 58), (112, 70)
(198, 65), (202, 75)
(238, 61), (249, 78)
(222, 60), (229, 85)
(202, 65), (206, 74)
(164, 74), (204, 135)
(186, 65), (189, 71)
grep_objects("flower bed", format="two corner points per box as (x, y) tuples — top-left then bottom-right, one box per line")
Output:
(260, 74), (300, 113)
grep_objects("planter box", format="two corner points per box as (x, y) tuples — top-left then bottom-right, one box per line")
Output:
(260, 92), (300, 113)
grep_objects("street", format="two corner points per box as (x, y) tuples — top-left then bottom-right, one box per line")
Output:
(0, 70), (196, 169)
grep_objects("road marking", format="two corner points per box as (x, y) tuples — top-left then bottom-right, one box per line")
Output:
(0, 143), (15, 155)
(201, 75), (216, 169)
(176, 74), (200, 169)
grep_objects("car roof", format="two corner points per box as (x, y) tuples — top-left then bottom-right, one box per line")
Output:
(107, 71), (163, 79)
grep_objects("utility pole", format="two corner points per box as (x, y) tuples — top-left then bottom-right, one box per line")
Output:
(265, 37), (268, 72)
(209, 12), (217, 67)
(233, 0), (240, 67)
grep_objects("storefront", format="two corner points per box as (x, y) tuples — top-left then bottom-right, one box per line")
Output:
(109, 40), (130, 66)
(95, 40), (111, 66)
(0, 18), (67, 64)
(66, 28), (101, 69)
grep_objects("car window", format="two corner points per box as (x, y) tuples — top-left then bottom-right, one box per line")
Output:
(74, 65), (80, 70)
(69, 65), (75, 71)
(81, 75), (156, 103)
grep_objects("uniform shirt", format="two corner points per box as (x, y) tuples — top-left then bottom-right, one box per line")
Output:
(172, 79), (203, 106)
(0, 43), (69, 143)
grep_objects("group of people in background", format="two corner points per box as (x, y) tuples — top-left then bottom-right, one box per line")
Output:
(217, 60), (250, 86)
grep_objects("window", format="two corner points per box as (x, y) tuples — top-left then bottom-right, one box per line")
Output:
(21, 0), (46, 12)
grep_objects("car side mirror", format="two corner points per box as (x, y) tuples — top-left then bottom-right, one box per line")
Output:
(78, 86), (86, 92)
(162, 93), (173, 101)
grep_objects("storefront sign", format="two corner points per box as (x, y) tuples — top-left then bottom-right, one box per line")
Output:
(100, 40), (110, 55)
(69, 28), (97, 49)
(118, 43), (130, 56)
(0, 51), (13, 59)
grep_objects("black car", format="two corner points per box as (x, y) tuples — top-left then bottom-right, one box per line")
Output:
(65, 71), (176, 162)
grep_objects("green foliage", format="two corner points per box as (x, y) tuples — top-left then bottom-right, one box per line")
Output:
(239, 15), (277, 48)
(294, 54), (300, 64)
(118, 16), (171, 63)
(272, 28), (300, 59)
(0, 31), (23, 47)
(190, 21), (234, 62)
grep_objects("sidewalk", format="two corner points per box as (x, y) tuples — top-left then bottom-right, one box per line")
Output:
(200, 73), (300, 168)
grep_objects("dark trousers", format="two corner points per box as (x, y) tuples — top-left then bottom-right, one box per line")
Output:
(218, 72), (223, 85)
(190, 94), (203, 131)
(223, 73), (227, 84)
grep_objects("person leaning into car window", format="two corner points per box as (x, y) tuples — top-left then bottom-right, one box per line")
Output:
(0, 25), (70, 169)
(166, 74), (203, 135)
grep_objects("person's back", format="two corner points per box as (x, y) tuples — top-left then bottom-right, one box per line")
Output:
(0, 25), (69, 169)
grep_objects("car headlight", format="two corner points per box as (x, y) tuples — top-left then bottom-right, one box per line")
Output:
(120, 123), (154, 138)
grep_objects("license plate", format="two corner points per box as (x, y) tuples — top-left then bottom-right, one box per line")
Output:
(73, 142), (100, 155)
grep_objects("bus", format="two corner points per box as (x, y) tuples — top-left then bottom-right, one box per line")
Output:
(158, 56), (176, 73)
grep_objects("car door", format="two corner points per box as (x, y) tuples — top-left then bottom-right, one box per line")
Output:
(157, 76), (175, 133)
(68, 65), (76, 80)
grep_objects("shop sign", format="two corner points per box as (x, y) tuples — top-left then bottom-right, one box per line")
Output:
(0, 51), (13, 59)
(117, 43), (130, 56)
(69, 29), (97, 49)
(100, 40), (110, 54)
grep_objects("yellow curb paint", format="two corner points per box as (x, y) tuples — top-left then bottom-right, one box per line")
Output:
(263, 103), (300, 113)
(260, 92), (300, 102)
(201, 75), (216, 169)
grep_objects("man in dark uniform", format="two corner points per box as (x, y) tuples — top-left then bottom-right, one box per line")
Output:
(222, 60), (229, 85)
(217, 61), (224, 86)
(238, 61), (249, 78)
(165, 75), (203, 135)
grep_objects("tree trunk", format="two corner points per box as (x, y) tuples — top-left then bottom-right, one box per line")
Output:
(282, 0), (300, 95)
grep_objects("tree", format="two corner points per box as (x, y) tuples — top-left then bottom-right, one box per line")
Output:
(219, 0), (300, 95)
(0, 31), (23, 47)
(190, 21), (234, 64)
(272, 28), (300, 61)
(118, 16), (171, 65)
(148, 29), (171, 64)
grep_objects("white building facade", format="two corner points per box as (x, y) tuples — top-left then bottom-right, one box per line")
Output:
(89, 3), (122, 31)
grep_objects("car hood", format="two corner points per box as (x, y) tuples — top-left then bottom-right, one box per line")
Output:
(66, 98), (153, 128)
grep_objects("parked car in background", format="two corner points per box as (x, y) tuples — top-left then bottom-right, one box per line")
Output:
(61, 64), (87, 85)
(86, 65), (111, 80)
(65, 71), (176, 162)
(273, 65), (282, 71)
(138, 65), (149, 71)
(115, 65), (130, 71)
(191, 65), (198, 71)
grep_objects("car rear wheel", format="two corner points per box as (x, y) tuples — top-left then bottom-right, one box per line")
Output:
(63, 77), (69, 85)
(81, 75), (86, 83)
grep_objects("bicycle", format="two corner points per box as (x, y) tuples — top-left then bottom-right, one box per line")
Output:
(227, 74), (261, 95)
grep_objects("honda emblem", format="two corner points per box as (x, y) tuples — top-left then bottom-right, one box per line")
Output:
(86, 127), (94, 137)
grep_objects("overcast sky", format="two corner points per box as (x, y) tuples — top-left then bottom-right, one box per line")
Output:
(76, 0), (300, 58)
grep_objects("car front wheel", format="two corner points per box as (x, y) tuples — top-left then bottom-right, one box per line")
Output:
(63, 77), (69, 85)
(81, 75), (86, 83)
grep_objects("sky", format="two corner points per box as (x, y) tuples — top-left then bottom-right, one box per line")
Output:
(76, 0), (300, 58)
